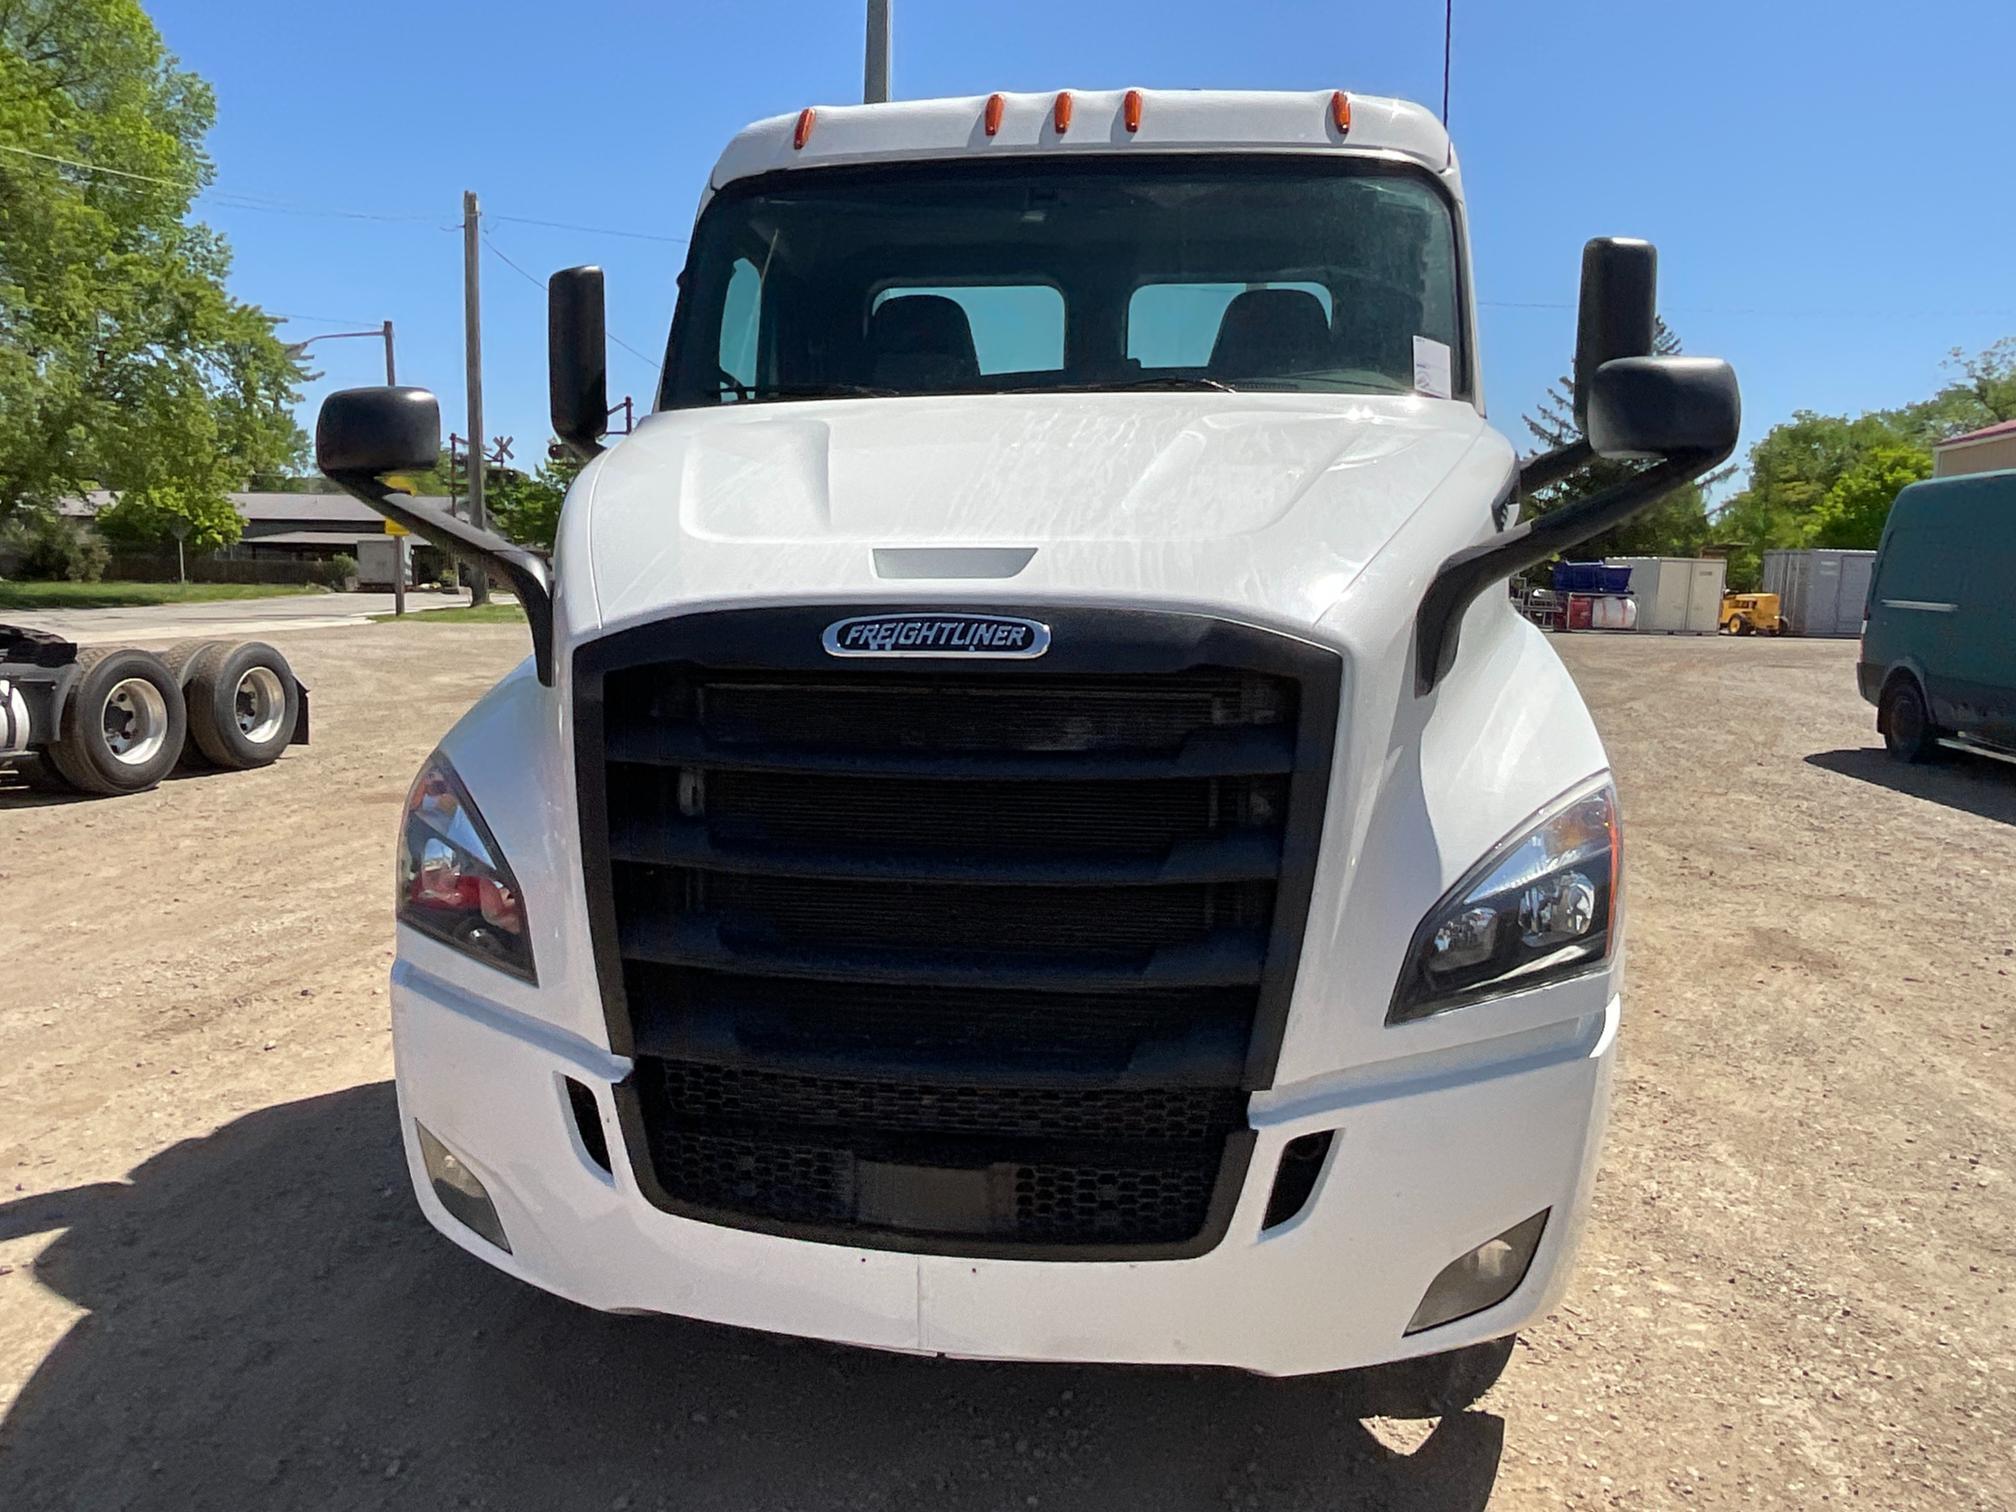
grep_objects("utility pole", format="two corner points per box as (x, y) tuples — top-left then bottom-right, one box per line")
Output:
(461, 189), (490, 605)
(382, 319), (397, 385)
(864, 0), (891, 104)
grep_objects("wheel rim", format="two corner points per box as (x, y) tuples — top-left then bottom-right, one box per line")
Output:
(234, 666), (288, 744)
(101, 677), (170, 766)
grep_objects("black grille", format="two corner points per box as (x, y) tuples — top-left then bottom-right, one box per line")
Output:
(656, 1062), (1245, 1142)
(579, 607), (1337, 1258)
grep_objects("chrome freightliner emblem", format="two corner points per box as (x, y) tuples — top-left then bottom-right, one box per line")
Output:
(822, 613), (1051, 659)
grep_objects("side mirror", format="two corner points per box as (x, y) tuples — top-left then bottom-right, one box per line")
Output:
(550, 265), (609, 459)
(1572, 238), (1657, 433)
(316, 385), (558, 687)
(1584, 356), (1741, 461)
(315, 386), (441, 476)
(1419, 236), (1742, 695)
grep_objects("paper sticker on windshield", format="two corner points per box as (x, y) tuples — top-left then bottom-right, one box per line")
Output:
(1412, 336), (1454, 399)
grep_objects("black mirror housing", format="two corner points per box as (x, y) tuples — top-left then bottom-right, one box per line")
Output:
(550, 265), (609, 459)
(315, 386), (441, 477)
(315, 384), (558, 687)
(1572, 238), (1657, 433)
(1584, 356), (1742, 461)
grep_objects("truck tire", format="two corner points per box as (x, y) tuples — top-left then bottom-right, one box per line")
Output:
(184, 640), (298, 770)
(45, 646), (189, 796)
(161, 639), (221, 682)
(1880, 675), (1943, 764)
(160, 639), (225, 768)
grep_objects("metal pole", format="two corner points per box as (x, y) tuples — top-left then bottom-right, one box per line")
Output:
(864, 0), (890, 104)
(461, 190), (490, 606)
(382, 319), (397, 385)
(394, 536), (407, 617)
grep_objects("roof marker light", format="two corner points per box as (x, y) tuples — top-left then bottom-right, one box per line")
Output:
(793, 107), (816, 150)
(1123, 89), (1143, 133)
(1053, 91), (1073, 135)
(1330, 91), (1352, 136)
(984, 93), (1005, 136)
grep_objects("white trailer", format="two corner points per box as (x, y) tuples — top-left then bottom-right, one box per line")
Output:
(1607, 555), (1727, 633)
(310, 87), (1739, 1406)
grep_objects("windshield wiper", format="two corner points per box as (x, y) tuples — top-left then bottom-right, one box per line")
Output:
(1064, 376), (1239, 394)
(718, 382), (901, 401)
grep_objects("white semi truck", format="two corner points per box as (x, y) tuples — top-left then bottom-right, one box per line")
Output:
(316, 89), (1737, 1404)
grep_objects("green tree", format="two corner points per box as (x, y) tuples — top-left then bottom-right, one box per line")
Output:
(1807, 444), (1933, 549)
(1933, 337), (2016, 430)
(488, 448), (582, 551)
(1708, 409), (1905, 587)
(1520, 318), (1721, 561)
(94, 480), (243, 552)
(0, 0), (304, 541)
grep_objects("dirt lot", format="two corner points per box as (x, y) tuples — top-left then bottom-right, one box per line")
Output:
(1, 626), (2011, 1510)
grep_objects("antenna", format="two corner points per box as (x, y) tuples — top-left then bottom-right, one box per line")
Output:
(1442, 0), (1453, 125)
(865, 0), (891, 104)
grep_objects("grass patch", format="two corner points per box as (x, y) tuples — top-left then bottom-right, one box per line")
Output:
(0, 580), (329, 610)
(371, 601), (525, 624)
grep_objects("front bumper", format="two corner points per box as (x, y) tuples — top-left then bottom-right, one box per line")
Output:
(391, 959), (1616, 1378)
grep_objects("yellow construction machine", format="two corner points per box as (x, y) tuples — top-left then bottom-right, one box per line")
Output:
(1720, 592), (1787, 635)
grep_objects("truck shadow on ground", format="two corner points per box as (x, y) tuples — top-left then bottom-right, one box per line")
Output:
(1805, 747), (2016, 826)
(0, 1085), (1505, 1512)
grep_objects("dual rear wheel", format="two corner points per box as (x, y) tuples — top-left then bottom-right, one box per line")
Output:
(43, 640), (298, 796)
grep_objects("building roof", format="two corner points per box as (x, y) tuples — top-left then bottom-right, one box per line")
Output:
(59, 490), (451, 524)
(1934, 417), (2016, 449)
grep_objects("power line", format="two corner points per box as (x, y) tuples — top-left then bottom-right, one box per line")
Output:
(490, 212), (688, 245)
(0, 140), (194, 187)
(481, 231), (663, 373)
(2, 141), (682, 243)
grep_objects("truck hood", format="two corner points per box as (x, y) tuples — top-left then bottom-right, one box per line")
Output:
(572, 393), (1508, 635)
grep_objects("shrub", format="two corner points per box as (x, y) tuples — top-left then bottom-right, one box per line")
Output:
(320, 552), (359, 588)
(0, 512), (111, 582)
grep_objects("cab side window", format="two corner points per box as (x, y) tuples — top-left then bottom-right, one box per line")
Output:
(717, 257), (762, 396)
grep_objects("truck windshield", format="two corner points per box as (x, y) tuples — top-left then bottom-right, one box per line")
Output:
(660, 156), (1465, 409)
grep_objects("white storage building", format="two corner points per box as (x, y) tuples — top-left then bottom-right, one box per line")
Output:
(1605, 556), (1726, 634)
(1761, 549), (1875, 637)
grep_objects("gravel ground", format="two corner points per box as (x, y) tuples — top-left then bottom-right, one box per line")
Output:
(0, 625), (2010, 1510)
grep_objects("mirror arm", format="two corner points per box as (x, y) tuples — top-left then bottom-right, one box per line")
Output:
(1414, 444), (1727, 696)
(326, 472), (558, 687)
(1515, 438), (1594, 499)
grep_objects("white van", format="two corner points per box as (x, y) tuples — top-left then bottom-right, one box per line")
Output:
(316, 89), (1737, 1403)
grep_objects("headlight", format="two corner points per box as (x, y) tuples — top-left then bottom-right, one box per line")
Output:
(397, 754), (536, 982)
(1389, 779), (1618, 1024)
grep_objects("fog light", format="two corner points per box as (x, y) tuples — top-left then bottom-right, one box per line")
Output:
(1405, 1210), (1547, 1335)
(416, 1122), (511, 1253)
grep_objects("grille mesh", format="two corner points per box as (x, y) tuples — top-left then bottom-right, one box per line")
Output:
(658, 1061), (1242, 1143)
(591, 637), (1323, 1254)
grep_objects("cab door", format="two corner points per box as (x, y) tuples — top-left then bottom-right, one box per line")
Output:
(1869, 526), (1964, 726)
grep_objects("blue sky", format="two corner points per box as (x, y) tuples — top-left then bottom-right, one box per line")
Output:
(155, 0), (2016, 486)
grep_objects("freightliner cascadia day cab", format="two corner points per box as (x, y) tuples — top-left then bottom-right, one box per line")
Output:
(316, 90), (1739, 1399)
